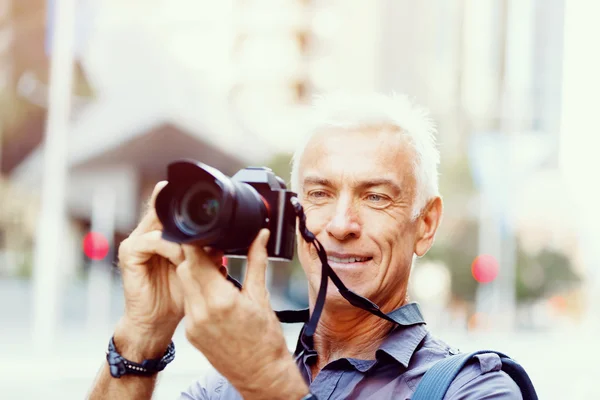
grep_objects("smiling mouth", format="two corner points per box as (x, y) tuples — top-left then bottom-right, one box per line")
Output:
(327, 256), (372, 264)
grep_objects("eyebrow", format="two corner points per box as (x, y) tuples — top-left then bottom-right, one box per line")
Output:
(302, 176), (334, 188)
(302, 176), (402, 195)
(356, 178), (402, 196)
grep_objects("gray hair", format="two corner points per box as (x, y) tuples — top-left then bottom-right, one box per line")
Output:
(290, 92), (440, 217)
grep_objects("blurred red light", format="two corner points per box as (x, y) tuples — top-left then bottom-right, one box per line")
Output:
(471, 254), (499, 283)
(83, 232), (110, 261)
(549, 295), (567, 312)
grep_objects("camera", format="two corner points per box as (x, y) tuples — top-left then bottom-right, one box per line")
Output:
(155, 160), (298, 261)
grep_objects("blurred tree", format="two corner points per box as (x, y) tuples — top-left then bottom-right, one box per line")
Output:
(422, 220), (480, 303)
(515, 244), (581, 304)
(0, 177), (39, 277)
(420, 153), (581, 305)
(421, 153), (480, 302)
(423, 219), (581, 306)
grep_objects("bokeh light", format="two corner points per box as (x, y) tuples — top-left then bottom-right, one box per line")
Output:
(471, 254), (499, 284)
(82, 231), (110, 261)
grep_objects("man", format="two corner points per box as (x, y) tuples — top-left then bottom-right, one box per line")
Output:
(89, 93), (522, 399)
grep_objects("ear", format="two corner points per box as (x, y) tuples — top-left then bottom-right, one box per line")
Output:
(414, 196), (443, 257)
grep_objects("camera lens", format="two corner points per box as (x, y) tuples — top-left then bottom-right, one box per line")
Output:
(177, 183), (221, 234)
(156, 161), (280, 253)
(186, 190), (220, 225)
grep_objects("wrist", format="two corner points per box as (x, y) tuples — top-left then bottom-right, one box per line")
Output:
(239, 356), (308, 400)
(114, 317), (176, 361)
(106, 334), (175, 379)
(273, 361), (310, 400)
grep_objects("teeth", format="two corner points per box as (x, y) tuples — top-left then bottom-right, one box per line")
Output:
(328, 256), (369, 264)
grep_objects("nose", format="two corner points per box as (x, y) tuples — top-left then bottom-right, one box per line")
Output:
(326, 197), (361, 241)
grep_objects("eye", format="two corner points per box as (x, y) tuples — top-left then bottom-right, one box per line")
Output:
(307, 190), (330, 200)
(366, 193), (384, 202)
(364, 193), (391, 207)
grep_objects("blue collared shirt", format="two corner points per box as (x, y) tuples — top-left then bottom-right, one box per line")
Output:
(179, 303), (522, 399)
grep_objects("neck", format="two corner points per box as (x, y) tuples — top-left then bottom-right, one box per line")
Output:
(309, 297), (405, 377)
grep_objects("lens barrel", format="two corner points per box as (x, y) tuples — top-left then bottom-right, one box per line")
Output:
(156, 161), (268, 251)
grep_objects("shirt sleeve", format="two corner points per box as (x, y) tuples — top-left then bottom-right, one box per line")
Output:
(177, 370), (244, 400)
(177, 369), (225, 400)
(444, 353), (523, 400)
(178, 380), (210, 400)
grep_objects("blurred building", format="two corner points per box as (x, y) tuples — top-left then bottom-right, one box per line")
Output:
(0, 0), (589, 330)
(3, 1), (282, 277)
(0, 0), (47, 174)
(0, 0), (48, 277)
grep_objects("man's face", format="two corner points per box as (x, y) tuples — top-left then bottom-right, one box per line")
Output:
(296, 127), (424, 310)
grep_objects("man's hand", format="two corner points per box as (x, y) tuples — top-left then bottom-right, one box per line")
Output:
(115, 181), (223, 357)
(177, 229), (309, 400)
(115, 181), (185, 356)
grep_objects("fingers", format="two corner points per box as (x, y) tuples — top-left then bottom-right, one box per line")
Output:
(121, 230), (185, 266)
(203, 246), (225, 267)
(176, 229), (269, 318)
(177, 244), (234, 301)
(243, 229), (270, 296)
(201, 246), (227, 277)
(131, 181), (168, 236)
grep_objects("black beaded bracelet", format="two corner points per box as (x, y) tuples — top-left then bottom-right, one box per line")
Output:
(106, 336), (175, 378)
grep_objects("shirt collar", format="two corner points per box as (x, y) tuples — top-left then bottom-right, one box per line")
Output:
(376, 322), (428, 368)
(293, 302), (427, 365)
(386, 302), (426, 326)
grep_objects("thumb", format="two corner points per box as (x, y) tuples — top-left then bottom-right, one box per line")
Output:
(242, 229), (270, 295)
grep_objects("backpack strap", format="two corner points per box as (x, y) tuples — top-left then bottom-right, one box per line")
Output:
(412, 350), (538, 400)
(498, 357), (538, 399)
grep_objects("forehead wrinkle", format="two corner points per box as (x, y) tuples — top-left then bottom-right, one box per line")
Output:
(299, 128), (417, 195)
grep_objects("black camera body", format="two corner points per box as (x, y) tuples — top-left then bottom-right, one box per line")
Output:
(155, 160), (297, 261)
